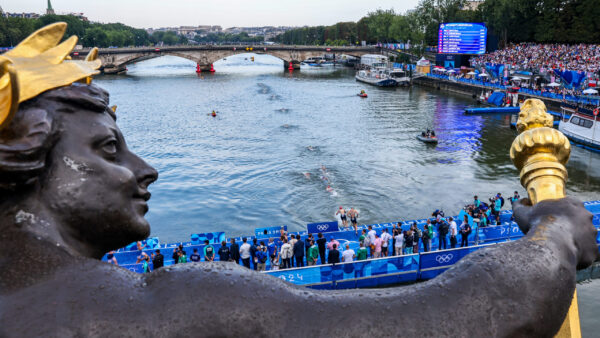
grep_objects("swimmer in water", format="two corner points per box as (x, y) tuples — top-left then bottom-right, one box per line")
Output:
(210, 111), (217, 117)
(326, 185), (333, 192)
(303, 172), (311, 179)
(336, 207), (348, 229)
(307, 146), (315, 151)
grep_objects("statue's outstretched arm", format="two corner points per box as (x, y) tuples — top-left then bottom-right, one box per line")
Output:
(141, 198), (597, 337)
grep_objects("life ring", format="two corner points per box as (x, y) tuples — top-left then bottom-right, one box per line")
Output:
(594, 108), (599, 116)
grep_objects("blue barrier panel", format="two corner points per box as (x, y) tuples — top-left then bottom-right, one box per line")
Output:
(122, 237), (159, 251)
(307, 221), (339, 234)
(267, 266), (328, 287)
(419, 245), (493, 280)
(480, 225), (509, 242)
(190, 232), (225, 244)
(255, 226), (287, 238)
(419, 247), (467, 280)
(266, 254), (419, 290)
(121, 263), (145, 273)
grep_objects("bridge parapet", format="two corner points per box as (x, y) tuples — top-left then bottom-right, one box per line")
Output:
(70, 45), (381, 74)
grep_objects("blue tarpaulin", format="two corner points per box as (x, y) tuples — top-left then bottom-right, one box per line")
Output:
(485, 63), (504, 79)
(487, 92), (506, 106)
(554, 69), (586, 88)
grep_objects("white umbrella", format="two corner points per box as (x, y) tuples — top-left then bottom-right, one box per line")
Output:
(467, 71), (476, 75)
(447, 69), (456, 73)
(478, 73), (489, 77)
(511, 76), (523, 81)
(583, 88), (598, 94)
(547, 82), (561, 87)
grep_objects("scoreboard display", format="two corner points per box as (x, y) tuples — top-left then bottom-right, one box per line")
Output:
(437, 23), (487, 55)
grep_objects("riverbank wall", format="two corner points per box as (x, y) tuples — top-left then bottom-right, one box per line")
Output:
(413, 76), (565, 112)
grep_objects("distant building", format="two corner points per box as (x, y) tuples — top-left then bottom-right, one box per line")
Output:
(46, 0), (55, 15)
(223, 26), (296, 40)
(2, 11), (41, 19)
(1, 1), (85, 20)
(147, 25), (222, 38)
(66, 12), (88, 21)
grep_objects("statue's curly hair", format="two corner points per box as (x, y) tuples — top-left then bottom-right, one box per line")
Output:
(0, 83), (114, 191)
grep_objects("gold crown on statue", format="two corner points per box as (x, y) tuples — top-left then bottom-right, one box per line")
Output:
(0, 22), (101, 130)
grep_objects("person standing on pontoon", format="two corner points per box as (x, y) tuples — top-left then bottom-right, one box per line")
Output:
(348, 208), (359, 233)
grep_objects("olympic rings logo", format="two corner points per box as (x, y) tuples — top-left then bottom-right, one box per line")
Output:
(317, 225), (330, 231)
(435, 254), (454, 263)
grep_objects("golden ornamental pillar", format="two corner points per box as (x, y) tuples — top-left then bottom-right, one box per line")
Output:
(509, 98), (580, 338)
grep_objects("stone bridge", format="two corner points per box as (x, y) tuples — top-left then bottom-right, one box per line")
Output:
(71, 45), (381, 74)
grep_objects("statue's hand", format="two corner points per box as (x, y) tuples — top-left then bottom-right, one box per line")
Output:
(514, 197), (598, 269)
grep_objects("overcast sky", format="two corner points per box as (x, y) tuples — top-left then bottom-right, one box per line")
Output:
(2, 0), (420, 28)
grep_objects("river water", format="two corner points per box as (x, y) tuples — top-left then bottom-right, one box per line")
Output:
(95, 54), (600, 332)
(95, 54), (600, 241)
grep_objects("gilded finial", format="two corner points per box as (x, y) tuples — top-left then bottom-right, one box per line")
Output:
(0, 22), (101, 130)
(515, 98), (554, 132)
(509, 99), (571, 204)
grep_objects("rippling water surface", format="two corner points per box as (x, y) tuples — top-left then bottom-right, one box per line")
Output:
(95, 55), (600, 242)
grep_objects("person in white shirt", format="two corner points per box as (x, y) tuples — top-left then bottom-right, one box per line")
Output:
(380, 229), (392, 257)
(367, 225), (377, 257)
(239, 237), (252, 269)
(394, 230), (404, 256)
(341, 244), (355, 263)
(449, 217), (458, 249)
(279, 238), (292, 269)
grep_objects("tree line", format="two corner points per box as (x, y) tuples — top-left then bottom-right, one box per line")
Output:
(275, 0), (600, 47)
(0, 14), (185, 47)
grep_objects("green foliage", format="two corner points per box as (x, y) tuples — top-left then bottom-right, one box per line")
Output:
(275, 0), (600, 48)
(0, 14), (187, 47)
(193, 32), (263, 44)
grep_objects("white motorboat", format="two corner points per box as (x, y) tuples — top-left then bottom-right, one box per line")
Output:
(389, 68), (411, 87)
(558, 104), (600, 152)
(355, 67), (398, 87)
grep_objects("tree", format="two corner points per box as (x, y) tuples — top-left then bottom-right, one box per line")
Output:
(82, 27), (109, 47)
(366, 9), (396, 42)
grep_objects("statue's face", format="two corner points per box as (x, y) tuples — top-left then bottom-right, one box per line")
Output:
(39, 108), (158, 253)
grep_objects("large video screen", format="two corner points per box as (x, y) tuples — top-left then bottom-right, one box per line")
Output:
(437, 23), (487, 55)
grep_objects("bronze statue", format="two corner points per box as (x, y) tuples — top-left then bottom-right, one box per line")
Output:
(0, 24), (597, 337)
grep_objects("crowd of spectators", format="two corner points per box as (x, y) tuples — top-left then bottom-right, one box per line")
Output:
(471, 43), (600, 75)
(120, 191), (522, 273)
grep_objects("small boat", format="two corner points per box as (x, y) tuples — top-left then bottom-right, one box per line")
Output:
(389, 68), (411, 87)
(300, 62), (322, 69)
(355, 68), (398, 87)
(358, 93), (367, 98)
(558, 104), (600, 152)
(417, 135), (438, 144)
